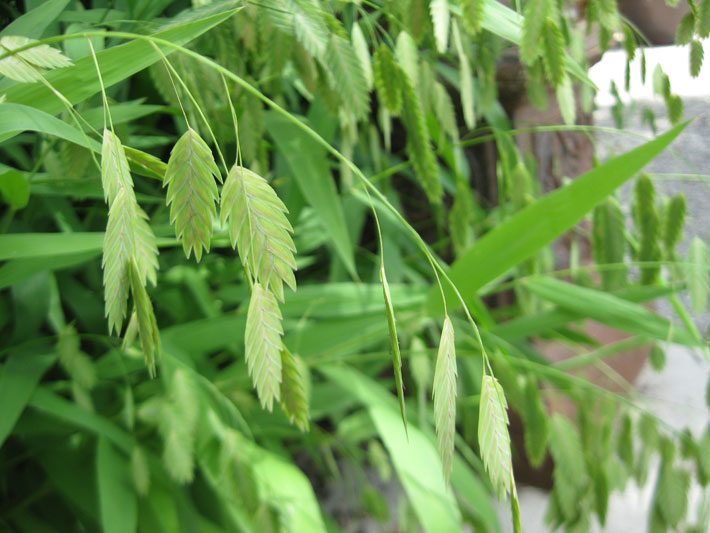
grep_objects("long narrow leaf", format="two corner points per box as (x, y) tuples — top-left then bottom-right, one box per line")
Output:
(524, 277), (702, 346)
(97, 437), (137, 533)
(2, 6), (237, 117)
(0, 0), (71, 38)
(322, 365), (463, 533)
(0, 351), (55, 446)
(428, 121), (689, 314)
(265, 112), (356, 277)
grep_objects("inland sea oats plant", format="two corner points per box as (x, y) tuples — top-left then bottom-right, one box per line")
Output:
(0, 0), (709, 531)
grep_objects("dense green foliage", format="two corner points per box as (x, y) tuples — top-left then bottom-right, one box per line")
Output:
(1, 0), (709, 531)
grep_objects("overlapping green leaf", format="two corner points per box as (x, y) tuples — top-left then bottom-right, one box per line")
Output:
(97, 437), (137, 533)
(687, 237), (710, 313)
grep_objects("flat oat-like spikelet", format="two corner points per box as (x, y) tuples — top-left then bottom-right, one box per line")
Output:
(323, 34), (370, 119)
(101, 129), (134, 205)
(373, 44), (403, 115)
(461, 0), (485, 35)
(433, 316), (457, 481)
(220, 165), (296, 301)
(280, 347), (310, 431)
(400, 74), (442, 205)
(479, 374), (515, 499)
(129, 261), (161, 377)
(102, 188), (136, 335)
(100, 129), (159, 373)
(164, 128), (220, 262)
(245, 283), (284, 411)
(0, 36), (72, 82)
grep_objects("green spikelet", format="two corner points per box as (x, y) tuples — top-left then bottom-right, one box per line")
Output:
(164, 128), (221, 262)
(616, 414), (634, 470)
(633, 174), (661, 285)
(57, 325), (96, 390)
(479, 374), (515, 499)
(245, 283), (283, 411)
(373, 45), (403, 115)
(433, 316), (457, 482)
(690, 40), (704, 78)
(381, 264), (407, 431)
(623, 24), (637, 61)
(461, 0), (485, 35)
(323, 34), (370, 119)
(279, 347), (310, 431)
(400, 74), (441, 205)
(698, 0), (710, 38)
(597, 0), (621, 31)
(592, 197), (628, 290)
(129, 261), (161, 377)
(521, 0), (548, 65)
(676, 12), (696, 45)
(0, 36), (72, 83)
(449, 180), (476, 257)
(433, 82), (458, 141)
(667, 93), (684, 124)
(220, 165), (297, 302)
(526, 60), (549, 109)
(662, 194), (687, 257)
(522, 378), (548, 468)
(541, 18), (565, 86)
(650, 344), (666, 371)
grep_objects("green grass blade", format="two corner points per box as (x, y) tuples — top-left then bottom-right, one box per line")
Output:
(97, 437), (138, 533)
(0, 103), (100, 148)
(428, 121), (690, 314)
(524, 277), (702, 347)
(322, 365), (463, 532)
(0, 350), (55, 447)
(0, 233), (103, 260)
(0, 233), (175, 260)
(265, 112), (357, 278)
(2, 7), (237, 116)
(29, 387), (134, 451)
(247, 442), (327, 532)
(280, 282), (427, 319)
(0, 252), (98, 290)
(0, 0), (71, 38)
(492, 284), (682, 341)
(450, 455), (502, 532)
